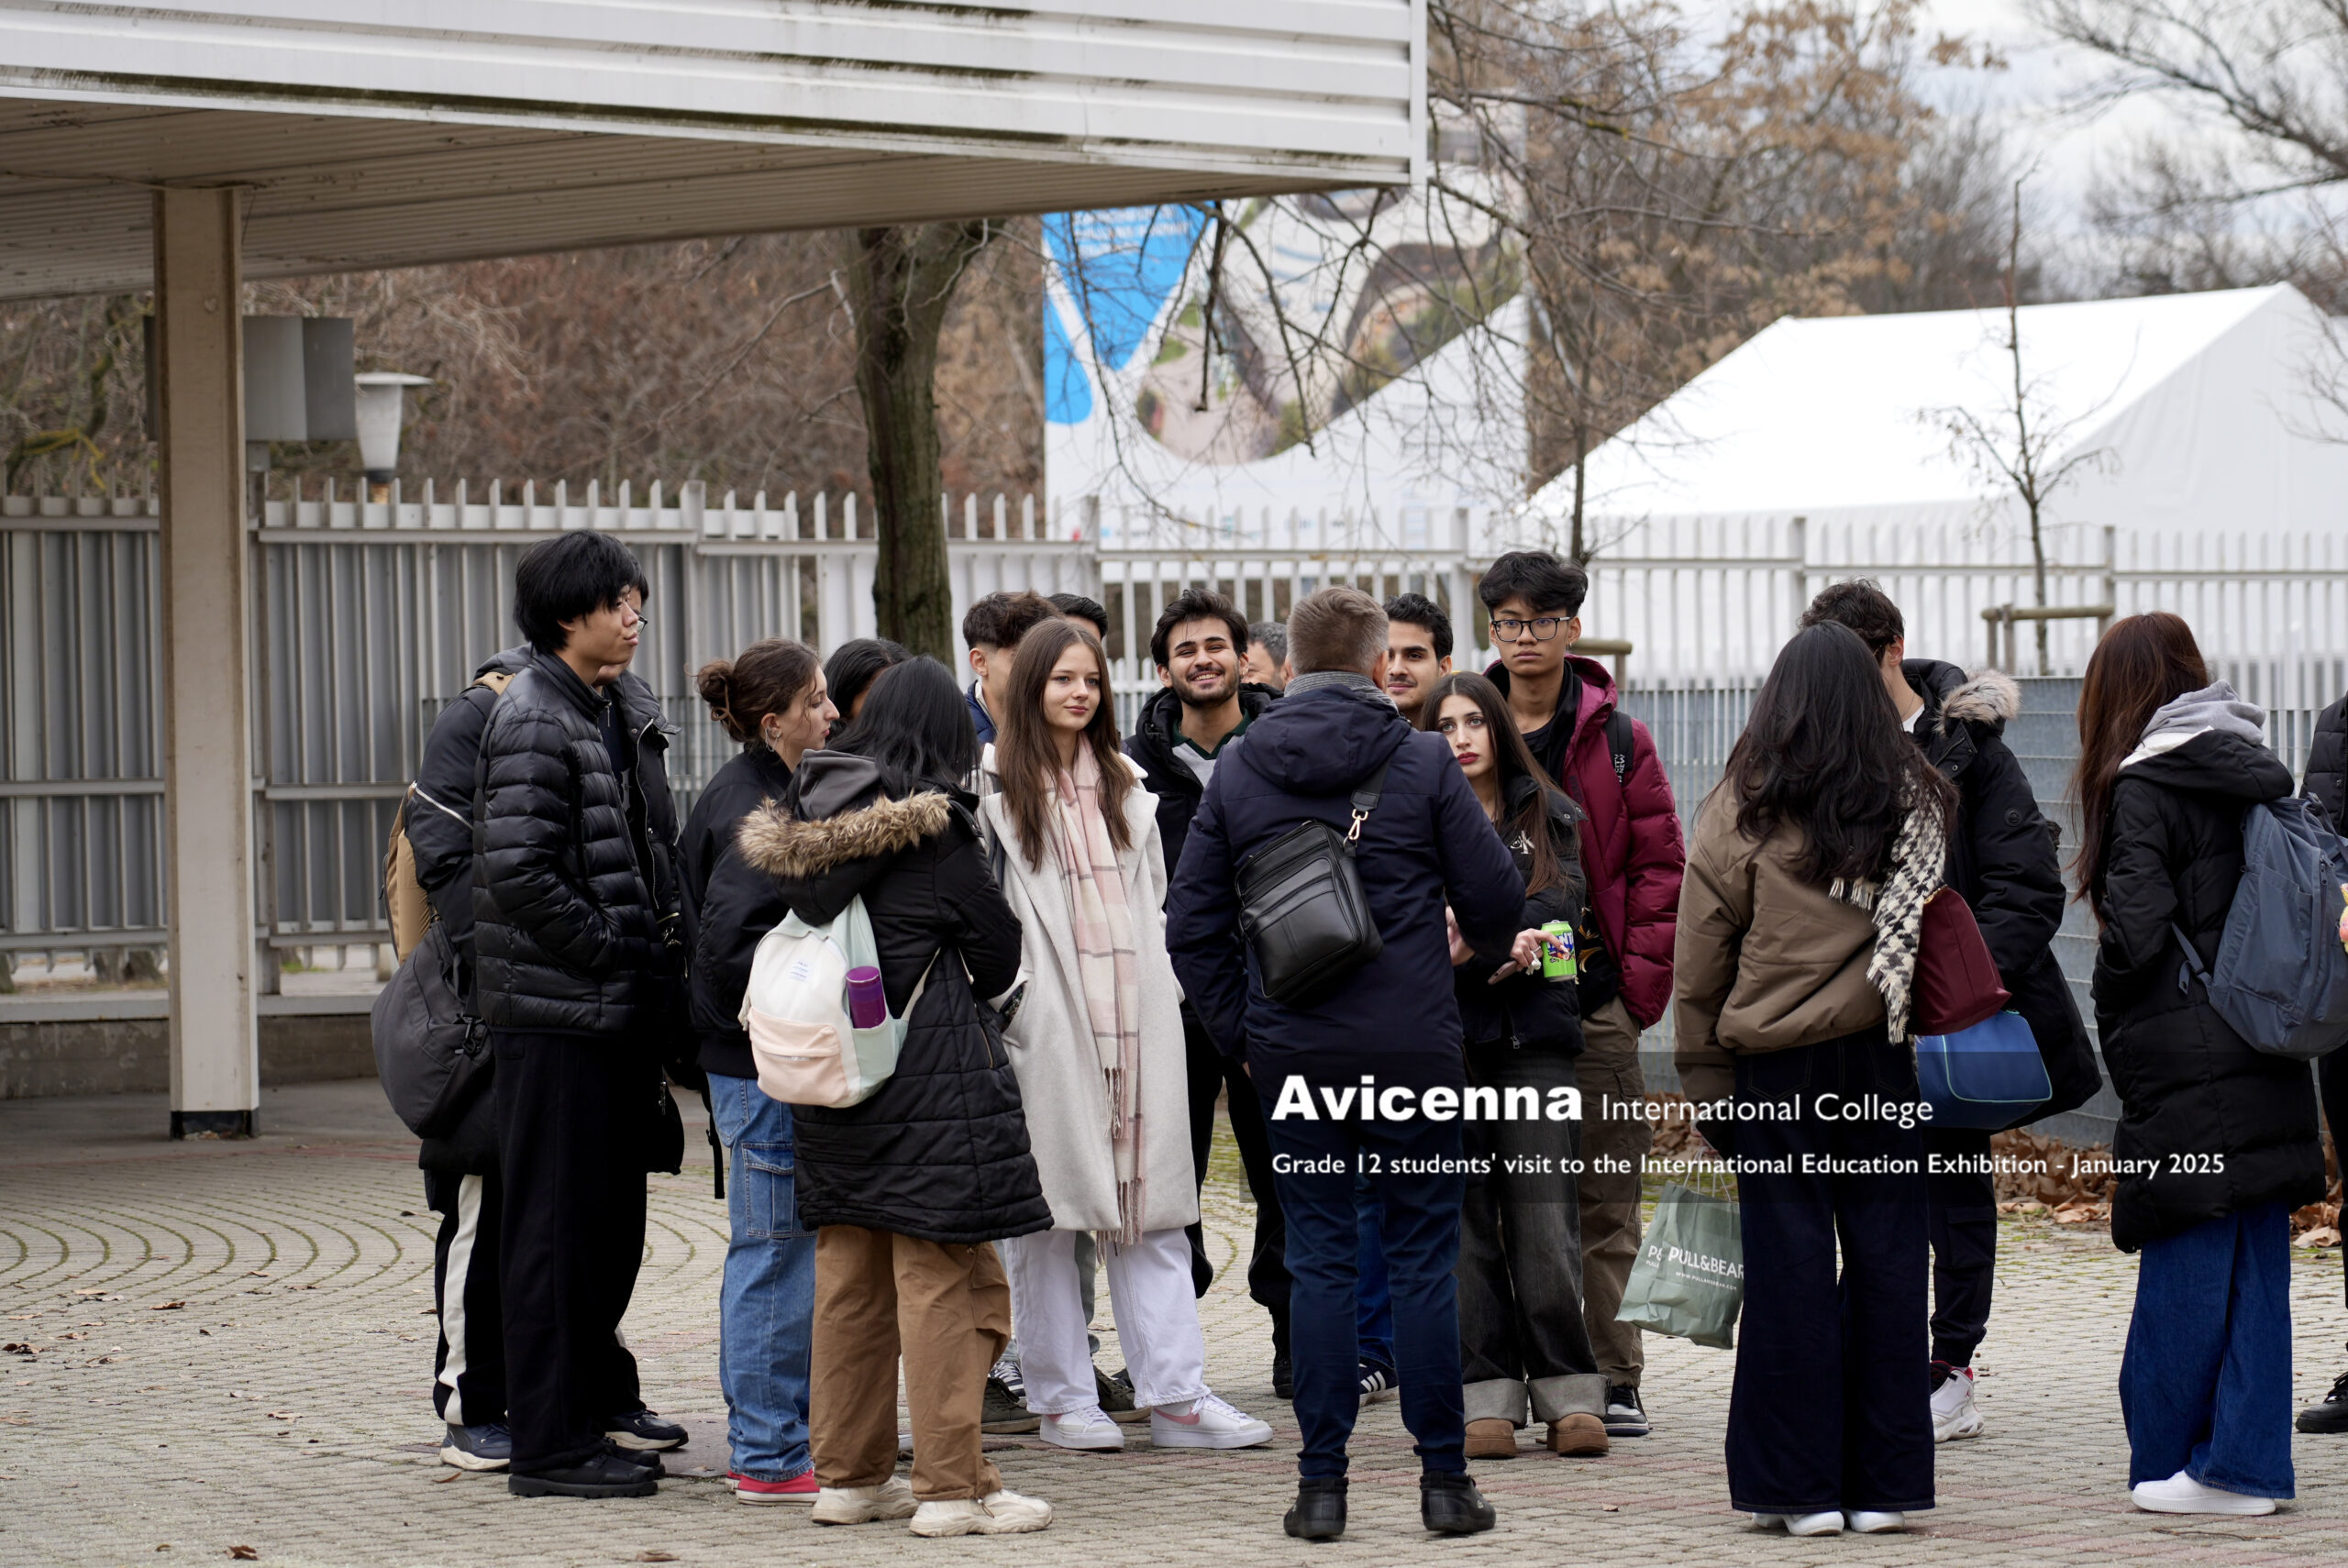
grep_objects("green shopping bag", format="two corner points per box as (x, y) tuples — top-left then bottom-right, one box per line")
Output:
(1614, 1178), (1744, 1350)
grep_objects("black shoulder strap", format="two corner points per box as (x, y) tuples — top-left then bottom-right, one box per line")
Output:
(1346, 758), (1395, 846)
(1605, 709), (1634, 788)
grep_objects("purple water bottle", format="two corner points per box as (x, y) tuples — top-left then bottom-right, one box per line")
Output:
(845, 966), (887, 1030)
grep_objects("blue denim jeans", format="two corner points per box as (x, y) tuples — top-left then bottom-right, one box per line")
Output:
(1265, 1097), (1467, 1480)
(707, 1072), (816, 1482)
(2121, 1201), (2296, 1498)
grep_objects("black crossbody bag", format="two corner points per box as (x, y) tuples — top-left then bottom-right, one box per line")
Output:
(1235, 758), (1392, 1006)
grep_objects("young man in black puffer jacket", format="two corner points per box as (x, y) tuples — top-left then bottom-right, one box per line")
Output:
(473, 530), (688, 1499)
(1803, 581), (2100, 1444)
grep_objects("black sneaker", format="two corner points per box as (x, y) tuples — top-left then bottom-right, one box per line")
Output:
(981, 1375), (1040, 1435)
(1420, 1471), (1495, 1534)
(1284, 1476), (1347, 1540)
(508, 1449), (659, 1498)
(2299, 1368), (2348, 1433)
(604, 1408), (686, 1452)
(1272, 1352), (1294, 1401)
(1604, 1385), (1650, 1438)
(608, 1441), (666, 1478)
(1100, 1365), (1149, 1424)
(439, 1421), (512, 1472)
(1357, 1362), (1398, 1406)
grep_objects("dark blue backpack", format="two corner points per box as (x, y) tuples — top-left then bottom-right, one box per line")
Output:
(2172, 796), (2348, 1061)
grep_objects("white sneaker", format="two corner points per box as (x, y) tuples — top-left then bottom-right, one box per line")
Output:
(907, 1489), (1055, 1537)
(1036, 1406), (1125, 1452)
(1844, 1511), (1906, 1532)
(1931, 1365), (1984, 1442)
(811, 1476), (918, 1525)
(1149, 1392), (1274, 1450)
(2130, 1469), (2277, 1515)
(1753, 1512), (1844, 1536)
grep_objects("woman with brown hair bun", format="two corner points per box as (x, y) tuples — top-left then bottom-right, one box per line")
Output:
(976, 617), (1274, 1455)
(676, 635), (835, 1504)
(2073, 612), (2322, 1517)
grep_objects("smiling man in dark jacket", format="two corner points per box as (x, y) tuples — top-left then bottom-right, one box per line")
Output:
(1802, 580), (2100, 1443)
(474, 530), (687, 1499)
(1167, 587), (1523, 1541)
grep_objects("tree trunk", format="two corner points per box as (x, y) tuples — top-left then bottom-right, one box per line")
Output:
(844, 222), (994, 663)
(2028, 498), (2050, 676)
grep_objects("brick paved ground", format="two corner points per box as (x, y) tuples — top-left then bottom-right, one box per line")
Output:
(5, 1080), (2347, 1567)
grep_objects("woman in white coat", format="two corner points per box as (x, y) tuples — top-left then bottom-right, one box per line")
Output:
(977, 617), (1274, 1454)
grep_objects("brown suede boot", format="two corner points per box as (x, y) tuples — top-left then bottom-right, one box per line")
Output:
(1464, 1418), (1521, 1459)
(1547, 1413), (1611, 1456)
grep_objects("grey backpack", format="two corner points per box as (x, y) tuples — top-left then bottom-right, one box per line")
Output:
(371, 919), (493, 1136)
(2172, 796), (2348, 1060)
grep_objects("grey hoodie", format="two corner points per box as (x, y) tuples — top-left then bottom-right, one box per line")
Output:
(2121, 680), (2269, 769)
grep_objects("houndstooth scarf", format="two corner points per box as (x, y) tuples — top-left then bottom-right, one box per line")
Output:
(1828, 791), (1949, 1043)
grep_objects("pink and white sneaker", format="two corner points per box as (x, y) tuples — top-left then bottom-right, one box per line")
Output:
(731, 1470), (820, 1505)
(1149, 1393), (1273, 1449)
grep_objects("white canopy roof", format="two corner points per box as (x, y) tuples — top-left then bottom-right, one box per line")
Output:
(1542, 285), (2348, 538)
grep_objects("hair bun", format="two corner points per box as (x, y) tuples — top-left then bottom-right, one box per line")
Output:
(694, 658), (748, 742)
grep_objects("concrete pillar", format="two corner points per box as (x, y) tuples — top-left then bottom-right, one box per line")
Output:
(152, 187), (258, 1139)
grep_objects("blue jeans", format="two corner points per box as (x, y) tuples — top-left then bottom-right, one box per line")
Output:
(707, 1072), (816, 1482)
(1265, 1095), (1467, 1480)
(2121, 1201), (2296, 1497)
(1356, 1181), (1394, 1371)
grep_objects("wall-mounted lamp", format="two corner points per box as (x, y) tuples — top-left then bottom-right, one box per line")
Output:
(355, 372), (433, 502)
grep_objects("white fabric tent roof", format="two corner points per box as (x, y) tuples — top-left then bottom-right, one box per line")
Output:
(1542, 285), (2348, 537)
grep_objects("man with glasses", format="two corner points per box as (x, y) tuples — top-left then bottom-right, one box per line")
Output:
(1479, 551), (1684, 1443)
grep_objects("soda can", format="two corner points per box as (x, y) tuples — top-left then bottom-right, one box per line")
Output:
(1540, 920), (1577, 982)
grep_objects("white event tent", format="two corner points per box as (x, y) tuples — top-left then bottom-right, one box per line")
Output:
(1523, 285), (2348, 680)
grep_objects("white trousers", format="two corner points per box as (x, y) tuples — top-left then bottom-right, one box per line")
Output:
(1001, 1227), (1209, 1416)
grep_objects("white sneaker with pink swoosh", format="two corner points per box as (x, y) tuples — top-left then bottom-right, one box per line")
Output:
(1150, 1393), (1274, 1449)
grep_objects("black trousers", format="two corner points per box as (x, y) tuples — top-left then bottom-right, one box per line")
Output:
(493, 1029), (649, 1473)
(2325, 1049), (2348, 1312)
(1182, 1008), (1291, 1350)
(1922, 1126), (1996, 1366)
(426, 1167), (507, 1427)
(1729, 1031), (1933, 1516)
(1456, 1043), (1604, 1425)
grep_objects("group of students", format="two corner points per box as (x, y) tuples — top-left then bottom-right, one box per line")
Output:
(393, 525), (2348, 1540)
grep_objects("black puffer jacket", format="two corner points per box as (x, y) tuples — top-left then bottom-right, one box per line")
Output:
(2091, 720), (2325, 1253)
(472, 653), (683, 1034)
(679, 745), (794, 1080)
(1454, 777), (1587, 1054)
(2302, 690), (2348, 828)
(1907, 660), (2099, 1125)
(407, 645), (534, 972)
(1124, 682), (1278, 874)
(729, 751), (1049, 1245)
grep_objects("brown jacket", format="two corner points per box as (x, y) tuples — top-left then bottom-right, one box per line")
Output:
(1672, 789), (1887, 1106)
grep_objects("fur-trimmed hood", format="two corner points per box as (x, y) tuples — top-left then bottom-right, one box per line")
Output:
(1905, 658), (2018, 739)
(735, 790), (952, 881)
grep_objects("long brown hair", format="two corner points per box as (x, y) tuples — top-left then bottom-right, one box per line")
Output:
(2072, 613), (2209, 915)
(1420, 672), (1570, 896)
(996, 619), (1133, 868)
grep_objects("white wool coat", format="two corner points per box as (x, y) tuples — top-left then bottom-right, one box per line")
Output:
(975, 746), (1199, 1235)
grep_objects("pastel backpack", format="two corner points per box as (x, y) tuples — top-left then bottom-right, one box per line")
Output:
(740, 895), (929, 1108)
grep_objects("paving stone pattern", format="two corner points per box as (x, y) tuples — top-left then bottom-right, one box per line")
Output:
(5, 1082), (2348, 1566)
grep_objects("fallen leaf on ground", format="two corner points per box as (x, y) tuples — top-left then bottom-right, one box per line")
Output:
(227, 1549), (259, 1562)
(150, 1302), (186, 1311)
(637, 1553), (679, 1563)
(2300, 1225), (2342, 1248)
(431, 1471), (460, 1484)
(243, 1272), (269, 1279)
(264, 1411), (297, 1420)
(72, 1289), (105, 1297)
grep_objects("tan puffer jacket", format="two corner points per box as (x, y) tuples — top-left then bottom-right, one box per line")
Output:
(1671, 790), (1887, 1106)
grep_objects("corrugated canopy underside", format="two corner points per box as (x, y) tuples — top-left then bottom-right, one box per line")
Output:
(0, 1), (1420, 298)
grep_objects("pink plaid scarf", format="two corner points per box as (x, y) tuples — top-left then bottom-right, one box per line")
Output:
(1049, 747), (1146, 1245)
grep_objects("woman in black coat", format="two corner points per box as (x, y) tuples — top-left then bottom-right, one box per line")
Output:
(2076, 613), (2325, 1518)
(674, 636), (833, 1501)
(725, 658), (1055, 1535)
(1421, 673), (1606, 1463)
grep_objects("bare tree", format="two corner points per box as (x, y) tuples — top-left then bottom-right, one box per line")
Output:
(1932, 185), (2116, 673)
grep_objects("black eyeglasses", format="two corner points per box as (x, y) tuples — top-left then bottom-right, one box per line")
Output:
(1490, 615), (1567, 642)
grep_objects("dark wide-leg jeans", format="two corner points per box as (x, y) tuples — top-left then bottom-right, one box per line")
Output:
(494, 1029), (650, 1474)
(1264, 1088), (1468, 1480)
(1727, 1029), (1933, 1517)
(1456, 1043), (1604, 1426)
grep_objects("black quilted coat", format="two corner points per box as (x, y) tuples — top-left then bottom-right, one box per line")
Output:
(730, 751), (1050, 1245)
(2303, 690), (2348, 828)
(471, 652), (682, 1033)
(2090, 728), (2325, 1252)
(1907, 661), (2100, 1125)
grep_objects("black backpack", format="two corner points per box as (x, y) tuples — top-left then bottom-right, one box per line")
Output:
(370, 921), (493, 1139)
(1235, 759), (1392, 1006)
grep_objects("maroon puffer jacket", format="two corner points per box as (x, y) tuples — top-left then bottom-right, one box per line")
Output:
(1489, 657), (1685, 1028)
